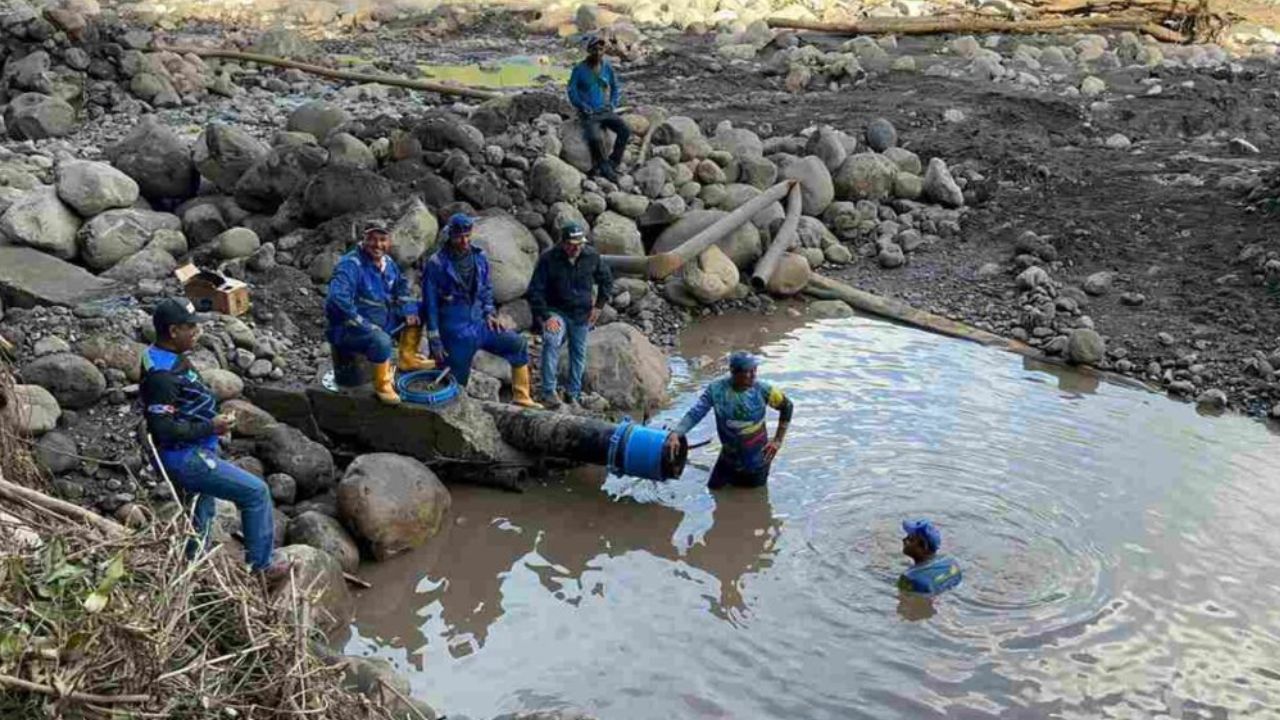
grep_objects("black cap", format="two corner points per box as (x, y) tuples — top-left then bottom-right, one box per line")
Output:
(361, 218), (391, 236)
(153, 298), (199, 336)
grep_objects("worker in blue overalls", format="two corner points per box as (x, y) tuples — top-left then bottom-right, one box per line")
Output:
(139, 298), (289, 582)
(421, 213), (540, 408)
(325, 219), (433, 405)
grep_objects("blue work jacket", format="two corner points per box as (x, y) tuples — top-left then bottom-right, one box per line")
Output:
(567, 60), (620, 115)
(324, 248), (417, 336)
(422, 246), (496, 341)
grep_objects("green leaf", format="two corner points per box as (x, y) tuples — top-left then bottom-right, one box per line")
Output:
(82, 591), (108, 614)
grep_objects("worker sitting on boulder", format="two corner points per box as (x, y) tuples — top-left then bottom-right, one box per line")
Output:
(567, 34), (630, 182)
(672, 351), (793, 489)
(325, 219), (432, 405)
(526, 222), (613, 409)
(140, 298), (289, 582)
(422, 213), (541, 408)
(898, 519), (962, 595)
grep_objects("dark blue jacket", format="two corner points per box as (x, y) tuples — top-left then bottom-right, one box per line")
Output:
(422, 246), (496, 341)
(324, 248), (417, 337)
(526, 244), (613, 326)
(139, 345), (219, 457)
(567, 60), (620, 115)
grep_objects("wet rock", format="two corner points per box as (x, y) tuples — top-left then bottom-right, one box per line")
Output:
(102, 246), (177, 283)
(0, 187), (81, 259)
(779, 155), (835, 216)
(234, 144), (329, 213)
(1067, 328), (1106, 365)
(258, 424), (335, 500)
(105, 116), (198, 202)
(275, 545), (353, 631)
(865, 118), (898, 152)
(0, 247), (122, 308)
(592, 210), (643, 256)
(834, 153), (898, 202)
(808, 299), (854, 319)
(4, 92), (75, 140)
(21, 353), (105, 410)
(302, 168), (391, 222)
(287, 510), (360, 573)
(337, 453), (451, 561)
(582, 323), (670, 411)
(767, 252), (812, 296)
(2, 384), (61, 435)
(472, 213), (539, 303)
(1195, 388), (1227, 412)
(531, 155), (584, 203)
(192, 124), (270, 193)
(681, 245), (739, 304)
(922, 158), (964, 208)
(55, 160), (140, 217)
(339, 656), (442, 720)
(200, 368), (243, 400)
(286, 101), (349, 142)
(78, 209), (181, 271)
(34, 430), (78, 475)
(1083, 271), (1113, 296)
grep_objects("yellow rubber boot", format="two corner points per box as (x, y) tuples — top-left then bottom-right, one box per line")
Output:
(510, 365), (543, 409)
(372, 361), (402, 405)
(397, 326), (435, 372)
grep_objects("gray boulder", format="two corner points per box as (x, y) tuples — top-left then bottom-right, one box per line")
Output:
(77, 334), (147, 383)
(389, 199), (439, 268)
(1, 384), (60, 435)
(215, 227), (260, 260)
(20, 353), (105, 410)
(779, 155), (835, 216)
(5, 93), (75, 140)
(766, 253), (811, 296)
(192, 124), (270, 193)
(285, 101), (349, 142)
(652, 209), (761, 269)
(834, 153), (899, 201)
(680, 245), (739, 304)
(302, 168), (391, 222)
(865, 118), (898, 152)
(883, 147), (922, 175)
(77, 208), (181, 271)
(531, 155), (583, 203)
(257, 423), (335, 500)
(1067, 329), (1106, 365)
(105, 116), (198, 201)
(337, 453), (451, 561)
(809, 299), (855, 318)
(200, 369), (243, 400)
(34, 430), (78, 475)
(234, 144), (329, 213)
(607, 192), (650, 219)
(325, 133), (376, 170)
(102, 246), (177, 283)
(471, 213), (539, 303)
(0, 247), (122, 308)
(181, 203), (228, 247)
(558, 117), (612, 173)
(0, 187), (81, 259)
(591, 210), (643, 256)
(652, 116), (712, 160)
(805, 126), (851, 171)
(287, 511), (360, 573)
(55, 160), (140, 217)
(737, 155), (778, 189)
(711, 122), (764, 159)
(581, 323), (670, 411)
(1083, 271), (1113, 296)
(922, 158), (964, 208)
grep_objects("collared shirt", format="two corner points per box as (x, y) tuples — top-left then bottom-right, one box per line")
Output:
(324, 247), (417, 334)
(898, 555), (962, 595)
(526, 243), (613, 326)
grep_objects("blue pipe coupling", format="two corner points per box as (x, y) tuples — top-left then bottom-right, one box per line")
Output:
(607, 417), (688, 481)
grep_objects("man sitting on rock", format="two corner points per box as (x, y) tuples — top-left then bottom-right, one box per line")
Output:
(324, 219), (433, 405)
(140, 298), (289, 582)
(527, 222), (613, 409)
(422, 213), (540, 408)
(672, 352), (793, 489)
(567, 34), (630, 182)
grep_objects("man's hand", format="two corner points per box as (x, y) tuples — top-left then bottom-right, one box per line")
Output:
(213, 413), (237, 435)
(544, 316), (563, 334)
(429, 339), (447, 364)
(486, 315), (504, 332)
(404, 315), (420, 327)
(763, 439), (782, 464)
(588, 307), (600, 327)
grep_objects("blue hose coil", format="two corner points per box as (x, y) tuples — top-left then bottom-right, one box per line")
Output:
(606, 416), (670, 481)
(395, 369), (460, 406)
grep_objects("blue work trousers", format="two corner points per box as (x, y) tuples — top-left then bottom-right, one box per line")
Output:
(162, 447), (275, 571)
(330, 323), (394, 364)
(582, 111), (631, 170)
(540, 312), (590, 400)
(443, 324), (529, 386)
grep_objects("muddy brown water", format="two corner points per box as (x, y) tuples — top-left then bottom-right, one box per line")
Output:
(342, 310), (1280, 719)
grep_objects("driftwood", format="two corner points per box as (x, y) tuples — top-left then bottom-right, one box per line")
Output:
(750, 182), (803, 292)
(0, 475), (130, 539)
(768, 14), (1188, 43)
(154, 45), (502, 100)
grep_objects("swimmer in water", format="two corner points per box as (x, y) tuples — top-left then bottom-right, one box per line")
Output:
(898, 519), (962, 595)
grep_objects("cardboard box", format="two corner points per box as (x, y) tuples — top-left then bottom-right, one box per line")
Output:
(174, 263), (250, 317)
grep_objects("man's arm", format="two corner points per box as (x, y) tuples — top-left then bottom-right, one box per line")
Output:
(673, 386), (715, 435)
(592, 251), (613, 311)
(527, 253), (551, 324)
(142, 371), (215, 444)
(763, 383), (792, 460)
(566, 65), (589, 114)
(421, 259), (442, 340)
(477, 251), (497, 318)
(326, 258), (366, 327)
(606, 62), (621, 110)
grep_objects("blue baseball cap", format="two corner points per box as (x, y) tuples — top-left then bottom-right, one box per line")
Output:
(902, 519), (941, 553)
(728, 351), (759, 373)
(446, 213), (474, 236)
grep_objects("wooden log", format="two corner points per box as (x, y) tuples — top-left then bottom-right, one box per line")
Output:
(0, 474), (129, 539)
(153, 45), (502, 100)
(767, 14), (1188, 43)
(751, 183), (803, 292)
(647, 180), (795, 280)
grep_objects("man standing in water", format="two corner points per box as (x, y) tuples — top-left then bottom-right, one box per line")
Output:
(672, 351), (793, 489)
(566, 34), (629, 181)
(898, 519), (962, 595)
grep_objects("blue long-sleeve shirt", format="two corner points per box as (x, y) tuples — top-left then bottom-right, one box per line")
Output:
(324, 248), (417, 336)
(567, 60), (620, 115)
(675, 378), (793, 473)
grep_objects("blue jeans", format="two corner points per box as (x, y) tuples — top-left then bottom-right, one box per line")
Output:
(329, 322), (395, 364)
(163, 447), (275, 571)
(442, 323), (529, 386)
(582, 111), (630, 170)
(540, 312), (589, 399)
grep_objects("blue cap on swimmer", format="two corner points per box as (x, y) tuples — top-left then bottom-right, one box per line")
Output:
(902, 519), (942, 553)
(728, 351), (759, 373)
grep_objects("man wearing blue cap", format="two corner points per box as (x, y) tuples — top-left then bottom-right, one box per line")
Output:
(526, 221), (613, 409)
(422, 213), (541, 408)
(567, 34), (629, 181)
(899, 519), (962, 595)
(139, 298), (289, 582)
(672, 351), (793, 488)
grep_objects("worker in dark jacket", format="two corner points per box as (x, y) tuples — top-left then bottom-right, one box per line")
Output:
(567, 34), (629, 181)
(324, 220), (432, 405)
(526, 222), (613, 408)
(139, 299), (288, 581)
(422, 213), (541, 408)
